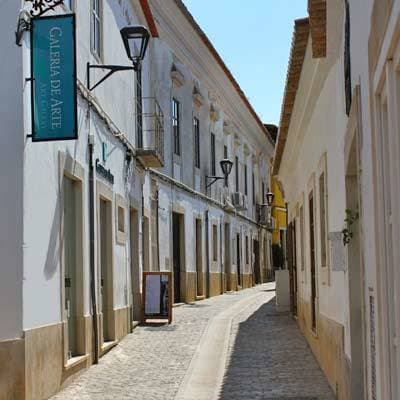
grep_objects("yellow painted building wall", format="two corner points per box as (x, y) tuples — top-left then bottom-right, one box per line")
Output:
(271, 176), (287, 245)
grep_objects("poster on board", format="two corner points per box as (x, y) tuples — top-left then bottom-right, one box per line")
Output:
(142, 272), (172, 324)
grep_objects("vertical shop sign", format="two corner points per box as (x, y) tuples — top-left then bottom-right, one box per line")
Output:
(31, 14), (77, 141)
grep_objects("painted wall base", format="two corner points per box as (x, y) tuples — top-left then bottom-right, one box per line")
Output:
(1, 306), (132, 400)
(297, 298), (350, 400)
(0, 338), (25, 400)
(275, 269), (290, 312)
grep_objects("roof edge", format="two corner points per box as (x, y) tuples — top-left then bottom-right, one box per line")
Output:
(139, 0), (159, 37)
(272, 17), (310, 176)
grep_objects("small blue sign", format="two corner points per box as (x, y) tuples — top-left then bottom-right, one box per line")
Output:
(31, 14), (77, 141)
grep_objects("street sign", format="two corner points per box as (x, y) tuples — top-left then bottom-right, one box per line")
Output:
(31, 14), (77, 142)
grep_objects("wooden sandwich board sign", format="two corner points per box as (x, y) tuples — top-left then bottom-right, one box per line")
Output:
(142, 272), (173, 324)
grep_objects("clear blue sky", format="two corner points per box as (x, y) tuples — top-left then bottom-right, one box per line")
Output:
(182, 1), (308, 125)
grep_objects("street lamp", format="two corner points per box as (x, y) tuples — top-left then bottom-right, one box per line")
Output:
(266, 189), (275, 207)
(87, 25), (150, 91)
(206, 159), (234, 189)
(120, 25), (150, 70)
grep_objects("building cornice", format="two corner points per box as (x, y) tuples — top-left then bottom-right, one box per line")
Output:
(148, 0), (274, 154)
(149, 169), (265, 229)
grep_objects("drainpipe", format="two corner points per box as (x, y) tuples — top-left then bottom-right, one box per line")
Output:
(205, 209), (210, 298)
(88, 136), (99, 364)
(220, 218), (223, 294)
(156, 188), (160, 270)
(142, 189), (145, 271)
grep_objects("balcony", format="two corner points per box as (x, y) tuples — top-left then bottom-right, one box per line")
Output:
(135, 97), (164, 168)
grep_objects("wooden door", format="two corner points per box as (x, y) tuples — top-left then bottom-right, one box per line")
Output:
(309, 193), (317, 331)
(172, 213), (181, 303)
(236, 234), (241, 287)
(253, 240), (260, 284)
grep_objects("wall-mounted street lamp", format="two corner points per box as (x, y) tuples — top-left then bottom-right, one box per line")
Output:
(87, 25), (150, 91)
(206, 159), (234, 189)
(120, 25), (150, 69)
(266, 189), (275, 207)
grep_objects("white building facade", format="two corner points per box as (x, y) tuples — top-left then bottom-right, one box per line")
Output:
(274, 1), (400, 399)
(0, 1), (273, 399)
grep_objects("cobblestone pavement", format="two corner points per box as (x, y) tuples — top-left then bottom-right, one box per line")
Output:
(52, 283), (334, 400)
(218, 291), (335, 400)
(51, 285), (266, 400)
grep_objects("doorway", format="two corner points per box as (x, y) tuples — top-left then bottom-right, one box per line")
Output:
(143, 216), (150, 272)
(309, 192), (317, 331)
(224, 223), (231, 291)
(287, 221), (298, 316)
(173, 213), (184, 303)
(63, 176), (82, 359)
(253, 239), (260, 284)
(195, 219), (203, 297)
(99, 197), (113, 344)
(345, 134), (365, 399)
(292, 220), (298, 316)
(236, 233), (241, 288)
(130, 208), (140, 322)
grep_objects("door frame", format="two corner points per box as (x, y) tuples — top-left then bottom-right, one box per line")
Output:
(97, 180), (115, 349)
(308, 186), (317, 333)
(224, 223), (231, 291)
(59, 152), (86, 366)
(130, 206), (141, 323)
(344, 85), (367, 399)
(172, 210), (185, 303)
(195, 217), (204, 297)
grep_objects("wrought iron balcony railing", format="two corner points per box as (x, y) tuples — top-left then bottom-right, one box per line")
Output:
(135, 97), (164, 168)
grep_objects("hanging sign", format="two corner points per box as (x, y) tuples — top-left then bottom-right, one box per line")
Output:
(31, 14), (77, 142)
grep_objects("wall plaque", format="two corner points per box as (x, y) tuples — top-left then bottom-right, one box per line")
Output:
(329, 231), (346, 271)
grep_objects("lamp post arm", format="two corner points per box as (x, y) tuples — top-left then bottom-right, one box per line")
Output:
(205, 176), (224, 189)
(87, 63), (135, 91)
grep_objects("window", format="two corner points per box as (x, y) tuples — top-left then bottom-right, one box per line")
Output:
(194, 117), (200, 168)
(213, 225), (218, 261)
(300, 205), (305, 271)
(344, 0), (352, 115)
(235, 156), (239, 192)
(224, 145), (228, 187)
(262, 182), (265, 204)
(91, 0), (102, 59)
(172, 99), (180, 155)
(252, 172), (255, 205)
(117, 206), (125, 233)
(115, 195), (127, 244)
(136, 68), (143, 148)
(244, 164), (248, 195)
(211, 133), (216, 176)
(65, 0), (74, 10)
(319, 172), (327, 267)
(245, 236), (249, 264)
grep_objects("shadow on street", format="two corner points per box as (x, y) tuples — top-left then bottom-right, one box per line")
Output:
(218, 296), (335, 400)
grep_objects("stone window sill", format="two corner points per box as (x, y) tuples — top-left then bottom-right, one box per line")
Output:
(64, 354), (89, 370)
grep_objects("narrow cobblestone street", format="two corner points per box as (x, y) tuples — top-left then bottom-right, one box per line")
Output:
(51, 283), (334, 400)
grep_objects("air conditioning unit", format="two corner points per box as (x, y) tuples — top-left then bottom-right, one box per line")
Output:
(258, 204), (269, 225)
(232, 192), (244, 209)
